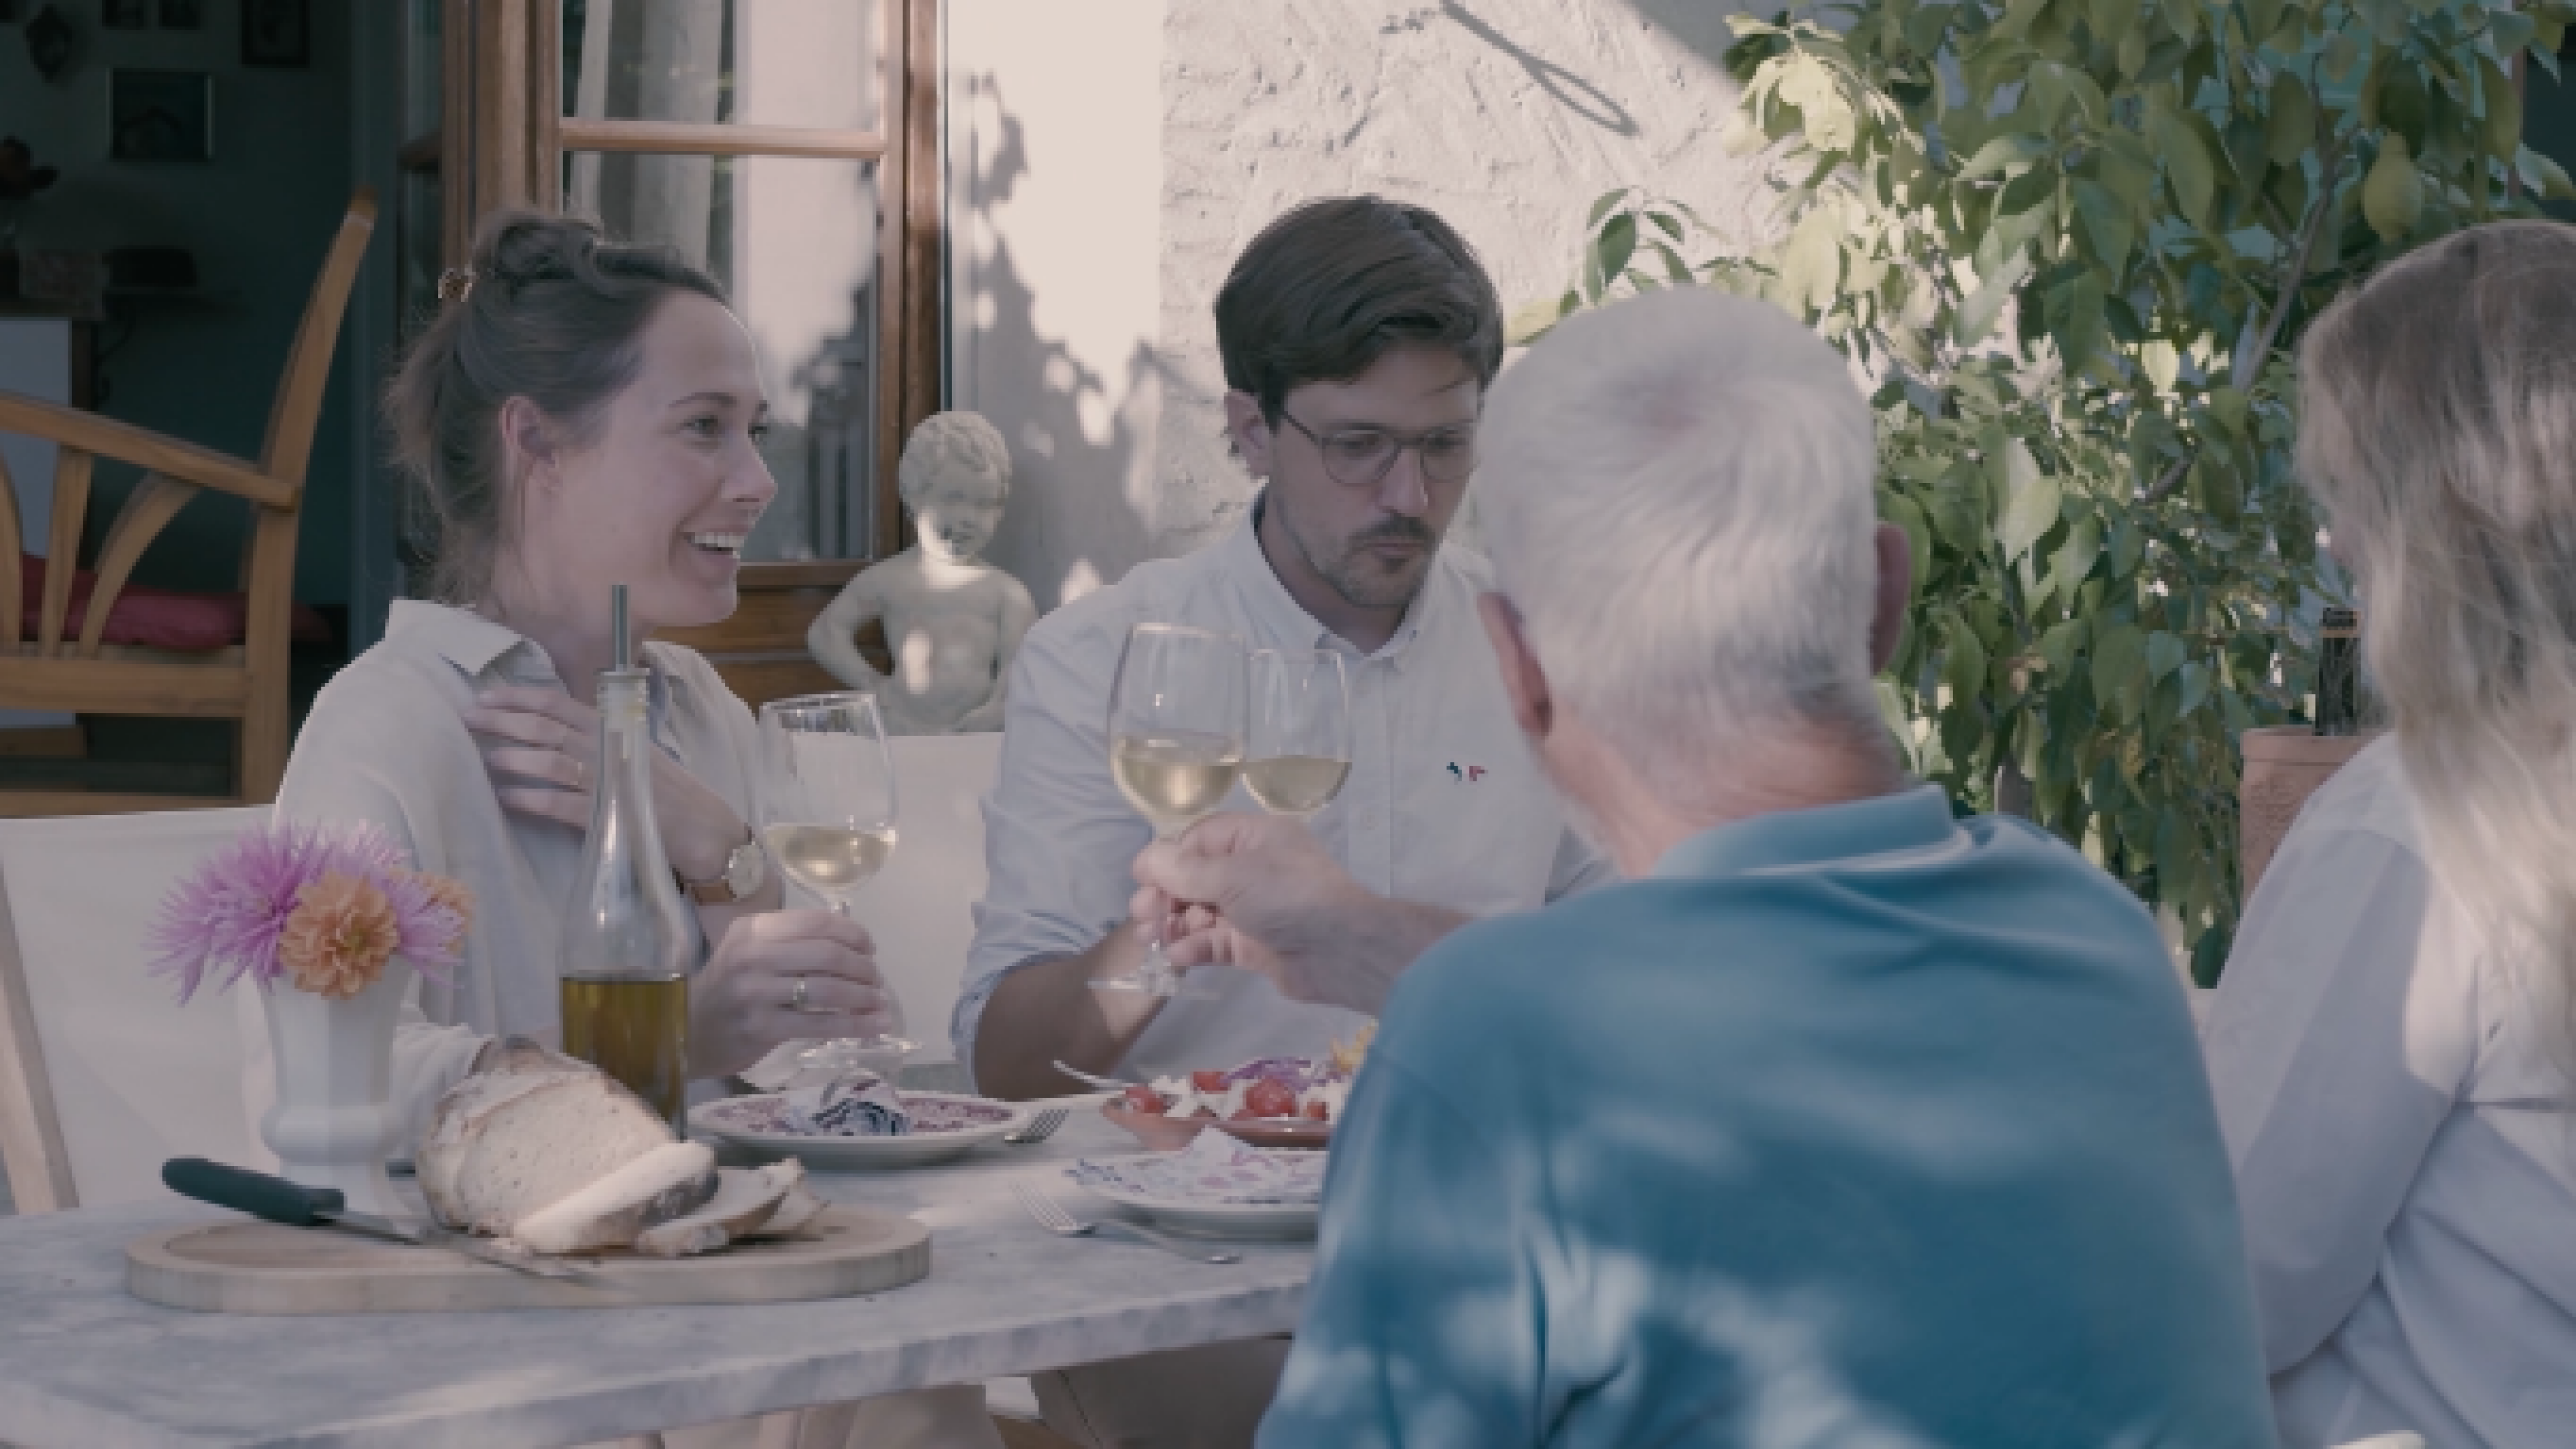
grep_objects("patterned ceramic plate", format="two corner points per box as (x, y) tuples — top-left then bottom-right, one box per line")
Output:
(1065, 1148), (1324, 1239)
(690, 1091), (1029, 1170)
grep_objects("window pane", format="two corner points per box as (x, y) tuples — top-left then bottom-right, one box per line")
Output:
(402, 0), (442, 140)
(562, 0), (883, 133)
(563, 151), (883, 561)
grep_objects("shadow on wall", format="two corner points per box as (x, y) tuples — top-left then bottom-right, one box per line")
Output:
(1441, 1), (1640, 137)
(957, 75), (1161, 616)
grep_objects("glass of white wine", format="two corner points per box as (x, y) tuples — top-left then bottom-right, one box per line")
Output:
(1095, 622), (1248, 997)
(757, 691), (910, 1048)
(1244, 649), (1352, 820)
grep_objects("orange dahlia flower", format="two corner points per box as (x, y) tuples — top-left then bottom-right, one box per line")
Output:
(278, 872), (400, 1000)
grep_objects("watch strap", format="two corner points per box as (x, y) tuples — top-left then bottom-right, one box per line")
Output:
(680, 831), (758, 904)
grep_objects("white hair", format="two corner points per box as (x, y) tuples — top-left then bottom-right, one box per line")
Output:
(898, 411), (1011, 505)
(1474, 289), (1882, 797)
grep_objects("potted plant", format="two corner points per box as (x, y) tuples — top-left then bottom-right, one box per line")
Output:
(1521, 0), (2568, 980)
(152, 822), (470, 1216)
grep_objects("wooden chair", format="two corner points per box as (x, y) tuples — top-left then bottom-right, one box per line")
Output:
(0, 191), (377, 818)
(0, 807), (271, 1214)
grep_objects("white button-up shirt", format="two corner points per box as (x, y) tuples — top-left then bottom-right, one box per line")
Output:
(2204, 736), (2576, 1448)
(956, 501), (1613, 1085)
(270, 600), (763, 1146)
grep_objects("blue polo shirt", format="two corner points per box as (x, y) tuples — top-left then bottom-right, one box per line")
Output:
(1258, 784), (2273, 1448)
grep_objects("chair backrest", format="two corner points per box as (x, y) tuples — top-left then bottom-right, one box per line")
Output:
(256, 191), (378, 490)
(841, 733), (1002, 1067)
(0, 807), (270, 1212)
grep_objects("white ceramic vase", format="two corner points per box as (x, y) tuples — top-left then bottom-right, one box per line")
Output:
(258, 956), (411, 1219)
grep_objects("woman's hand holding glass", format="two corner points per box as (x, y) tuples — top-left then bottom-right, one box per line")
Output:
(690, 909), (895, 1080)
(755, 692), (911, 1052)
(1096, 623), (1248, 998)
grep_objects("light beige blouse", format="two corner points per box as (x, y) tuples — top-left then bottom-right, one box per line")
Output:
(270, 599), (765, 1147)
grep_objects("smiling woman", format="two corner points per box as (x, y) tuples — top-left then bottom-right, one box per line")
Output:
(272, 211), (906, 1144)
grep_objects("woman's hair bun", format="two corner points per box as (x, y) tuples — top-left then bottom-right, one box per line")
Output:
(477, 212), (606, 297)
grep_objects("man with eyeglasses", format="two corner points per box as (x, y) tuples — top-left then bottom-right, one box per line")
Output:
(955, 195), (1611, 1446)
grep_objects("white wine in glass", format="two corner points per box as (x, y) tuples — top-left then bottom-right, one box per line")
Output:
(1244, 649), (1352, 820)
(757, 691), (911, 1049)
(761, 820), (900, 898)
(1114, 731), (1247, 831)
(1094, 623), (1248, 997)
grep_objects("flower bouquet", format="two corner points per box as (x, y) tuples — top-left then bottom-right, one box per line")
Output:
(152, 822), (472, 1214)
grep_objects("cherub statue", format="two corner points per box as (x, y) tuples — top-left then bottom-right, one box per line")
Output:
(807, 411), (1037, 734)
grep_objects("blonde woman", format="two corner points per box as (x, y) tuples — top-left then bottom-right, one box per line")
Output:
(2205, 221), (2576, 1447)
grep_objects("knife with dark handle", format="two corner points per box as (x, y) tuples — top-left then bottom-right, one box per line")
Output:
(162, 1158), (586, 1281)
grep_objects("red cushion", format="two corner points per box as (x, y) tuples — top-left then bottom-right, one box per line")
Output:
(17, 553), (331, 651)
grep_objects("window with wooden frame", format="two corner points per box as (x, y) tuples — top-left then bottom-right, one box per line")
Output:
(391, 0), (938, 702)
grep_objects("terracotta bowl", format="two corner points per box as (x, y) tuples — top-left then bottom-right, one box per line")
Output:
(1099, 1099), (1334, 1152)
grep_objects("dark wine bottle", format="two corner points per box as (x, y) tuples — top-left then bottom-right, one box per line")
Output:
(2315, 607), (2361, 737)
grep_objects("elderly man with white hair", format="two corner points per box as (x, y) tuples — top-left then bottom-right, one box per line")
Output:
(1133, 290), (2275, 1447)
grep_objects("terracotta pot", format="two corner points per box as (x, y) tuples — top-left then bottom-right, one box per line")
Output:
(2239, 727), (2383, 897)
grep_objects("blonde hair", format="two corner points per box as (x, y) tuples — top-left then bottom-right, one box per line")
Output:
(2296, 220), (2576, 1069)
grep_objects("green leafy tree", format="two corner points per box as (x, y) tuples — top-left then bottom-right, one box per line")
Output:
(1522, 0), (2575, 979)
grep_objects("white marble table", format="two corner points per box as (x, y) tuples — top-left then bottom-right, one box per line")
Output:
(0, 1097), (1313, 1448)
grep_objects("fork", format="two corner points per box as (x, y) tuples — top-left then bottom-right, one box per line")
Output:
(1014, 1184), (1240, 1263)
(1005, 1107), (1070, 1145)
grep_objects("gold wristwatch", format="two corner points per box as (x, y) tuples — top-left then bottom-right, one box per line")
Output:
(680, 830), (767, 904)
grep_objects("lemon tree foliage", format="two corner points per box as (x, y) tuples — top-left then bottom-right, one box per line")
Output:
(1525, 0), (2573, 979)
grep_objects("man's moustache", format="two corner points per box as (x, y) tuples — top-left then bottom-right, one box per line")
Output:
(1350, 521), (1436, 548)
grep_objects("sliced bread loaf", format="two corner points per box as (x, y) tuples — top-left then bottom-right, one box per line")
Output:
(419, 1037), (678, 1235)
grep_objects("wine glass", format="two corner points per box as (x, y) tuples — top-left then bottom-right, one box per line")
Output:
(757, 691), (910, 1051)
(1243, 649), (1352, 821)
(1094, 623), (1248, 997)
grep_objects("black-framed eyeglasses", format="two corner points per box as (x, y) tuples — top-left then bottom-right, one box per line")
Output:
(1276, 411), (1479, 488)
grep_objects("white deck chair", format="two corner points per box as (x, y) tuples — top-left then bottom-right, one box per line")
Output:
(839, 731), (1002, 1071)
(0, 806), (271, 1213)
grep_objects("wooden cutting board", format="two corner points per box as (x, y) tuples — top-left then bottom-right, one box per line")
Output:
(126, 1206), (929, 1314)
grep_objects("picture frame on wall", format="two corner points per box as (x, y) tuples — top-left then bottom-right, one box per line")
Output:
(240, 0), (309, 68)
(109, 69), (214, 163)
(158, 0), (203, 29)
(103, 0), (148, 29)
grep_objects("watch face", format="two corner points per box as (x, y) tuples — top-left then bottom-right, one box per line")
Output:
(727, 839), (765, 895)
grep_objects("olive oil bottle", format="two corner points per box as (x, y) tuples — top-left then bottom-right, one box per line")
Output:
(558, 586), (697, 1124)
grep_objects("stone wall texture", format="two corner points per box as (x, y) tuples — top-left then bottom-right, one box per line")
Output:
(953, 0), (1770, 609)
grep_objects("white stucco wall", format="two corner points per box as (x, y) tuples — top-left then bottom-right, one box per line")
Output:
(946, 0), (1169, 614)
(950, 0), (1766, 612)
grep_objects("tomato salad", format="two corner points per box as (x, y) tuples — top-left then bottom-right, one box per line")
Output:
(1117, 1056), (1350, 1125)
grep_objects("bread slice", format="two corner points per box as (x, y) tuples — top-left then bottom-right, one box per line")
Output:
(631, 1165), (792, 1258)
(418, 1037), (678, 1236)
(513, 1141), (719, 1254)
(745, 1160), (827, 1239)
